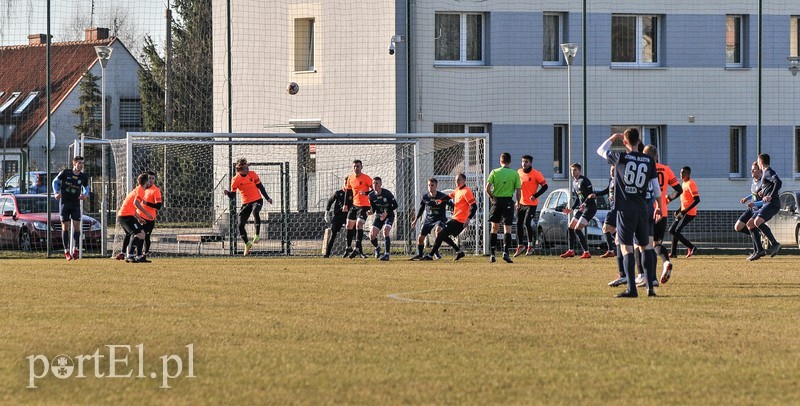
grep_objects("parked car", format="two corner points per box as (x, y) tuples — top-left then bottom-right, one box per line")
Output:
(537, 188), (611, 252)
(2, 171), (60, 194)
(0, 193), (101, 251)
(770, 191), (800, 249)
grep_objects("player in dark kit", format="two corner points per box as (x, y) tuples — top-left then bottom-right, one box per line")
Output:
(421, 173), (477, 261)
(598, 128), (662, 298)
(53, 156), (90, 260)
(323, 187), (348, 258)
(560, 163), (596, 259)
(368, 177), (398, 261)
(746, 153), (782, 260)
(410, 178), (452, 260)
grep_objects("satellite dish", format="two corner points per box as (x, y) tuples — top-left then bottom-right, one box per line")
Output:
(49, 131), (56, 150)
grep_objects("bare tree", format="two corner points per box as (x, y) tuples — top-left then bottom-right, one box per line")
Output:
(58, 2), (141, 58)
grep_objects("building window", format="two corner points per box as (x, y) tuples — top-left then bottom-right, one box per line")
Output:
(543, 13), (565, 65)
(795, 127), (800, 176)
(119, 99), (142, 130)
(435, 13), (485, 65)
(791, 16), (800, 57)
(553, 124), (568, 177)
(726, 15), (744, 67)
(612, 15), (659, 66)
(730, 127), (746, 177)
(12, 92), (39, 116)
(294, 18), (315, 72)
(643, 126), (665, 163)
(0, 92), (21, 115)
(433, 123), (486, 175)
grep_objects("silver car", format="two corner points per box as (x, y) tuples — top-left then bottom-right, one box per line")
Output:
(769, 191), (800, 249)
(537, 188), (611, 252)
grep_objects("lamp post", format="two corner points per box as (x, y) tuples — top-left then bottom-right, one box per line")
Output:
(95, 45), (112, 256)
(561, 43), (579, 218)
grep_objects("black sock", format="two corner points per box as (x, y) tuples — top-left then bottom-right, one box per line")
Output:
(136, 238), (144, 256)
(129, 236), (140, 256)
(443, 236), (460, 252)
(355, 229), (364, 251)
(72, 230), (79, 251)
(644, 249), (657, 290)
(62, 230), (70, 251)
(623, 253), (637, 293)
(635, 249), (644, 276)
(417, 244), (424, 256)
(371, 238), (379, 248)
(576, 229), (588, 253)
(758, 223), (778, 245)
(655, 244), (670, 263)
(604, 232), (614, 252)
(255, 223), (261, 236)
(241, 233), (248, 244)
(325, 231), (337, 256)
(503, 233), (512, 254)
(346, 229), (354, 248)
(616, 244), (625, 278)
(750, 227), (763, 252)
(737, 227), (751, 236)
(490, 233), (497, 255)
(568, 229), (576, 251)
(384, 236), (391, 253)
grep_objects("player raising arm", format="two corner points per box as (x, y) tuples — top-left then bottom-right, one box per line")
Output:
(223, 158), (273, 256)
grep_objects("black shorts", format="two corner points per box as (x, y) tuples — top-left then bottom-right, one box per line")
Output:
(442, 219), (466, 238)
(654, 217), (668, 242)
(330, 214), (347, 231)
(143, 220), (156, 234)
(347, 206), (370, 221)
(420, 219), (446, 236)
(118, 216), (142, 235)
(59, 203), (81, 222)
(489, 197), (515, 225)
(616, 210), (649, 246)
(372, 212), (396, 230)
(737, 207), (757, 224)
(604, 209), (617, 228)
(575, 205), (597, 224)
(239, 199), (264, 219)
(755, 201), (780, 222)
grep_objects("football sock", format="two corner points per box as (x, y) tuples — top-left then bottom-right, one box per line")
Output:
(644, 249), (657, 289)
(655, 244), (669, 263)
(567, 229), (576, 251)
(346, 229), (354, 248)
(750, 227), (763, 252)
(623, 253), (636, 292)
(254, 222), (261, 236)
(417, 244), (424, 256)
(604, 232), (614, 252)
(72, 230), (79, 251)
(634, 248), (643, 276)
(144, 233), (152, 253)
(384, 236), (391, 253)
(240, 232), (248, 244)
(758, 223), (778, 245)
(62, 230), (70, 250)
(325, 231), (337, 255)
(136, 238), (144, 256)
(129, 236), (140, 256)
(616, 244), (625, 278)
(576, 229), (588, 253)
(736, 227), (751, 236)
(355, 229), (364, 251)
(490, 234), (497, 255)
(370, 238), (379, 248)
(503, 233), (512, 254)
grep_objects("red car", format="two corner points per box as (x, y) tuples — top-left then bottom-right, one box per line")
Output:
(0, 193), (101, 251)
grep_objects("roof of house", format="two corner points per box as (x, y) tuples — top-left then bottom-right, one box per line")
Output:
(0, 38), (117, 147)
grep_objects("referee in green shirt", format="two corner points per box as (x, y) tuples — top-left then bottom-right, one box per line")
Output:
(485, 152), (522, 263)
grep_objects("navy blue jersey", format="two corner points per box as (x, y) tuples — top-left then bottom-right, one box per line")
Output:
(55, 169), (89, 206)
(326, 189), (347, 216)
(605, 151), (657, 212)
(571, 175), (596, 209)
(418, 191), (451, 222)
(368, 189), (398, 214)
(758, 167), (781, 200)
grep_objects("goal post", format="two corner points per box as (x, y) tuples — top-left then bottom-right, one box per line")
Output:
(100, 132), (489, 257)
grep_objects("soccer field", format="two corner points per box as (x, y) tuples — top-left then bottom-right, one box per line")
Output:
(2, 254), (799, 404)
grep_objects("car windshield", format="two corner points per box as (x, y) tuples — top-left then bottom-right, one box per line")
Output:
(570, 194), (611, 210)
(16, 196), (59, 214)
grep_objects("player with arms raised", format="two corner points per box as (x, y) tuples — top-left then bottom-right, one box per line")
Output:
(598, 128), (662, 298)
(223, 158), (273, 256)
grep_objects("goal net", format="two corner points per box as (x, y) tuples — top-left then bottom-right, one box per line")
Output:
(104, 132), (488, 257)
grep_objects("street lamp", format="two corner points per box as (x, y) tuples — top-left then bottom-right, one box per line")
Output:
(95, 45), (113, 256)
(561, 43), (579, 219)
(789, 56), (800, 77)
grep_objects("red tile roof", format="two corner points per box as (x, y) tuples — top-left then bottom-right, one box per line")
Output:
(0, 38), (116, 147)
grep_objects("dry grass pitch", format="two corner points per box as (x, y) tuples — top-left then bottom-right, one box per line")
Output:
(1, 253), (799, 404)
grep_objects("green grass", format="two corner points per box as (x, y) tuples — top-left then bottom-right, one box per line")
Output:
(1, 255), (799, 404)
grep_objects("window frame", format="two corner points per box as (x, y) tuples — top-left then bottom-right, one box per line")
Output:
(119, 98), (143, 130)
(794, 126), (800, 178)
(0, 92), (21, 115)
(791, 16), (800, 58)
(293, 18), (316, 73)
(729, 126), (746, 178)
(726, 15), (744, 68)
(434, 12), (486, 66)
(611, 14), (660, 67)
(553, 124), (568, 179)
(543, 12), (565, 66)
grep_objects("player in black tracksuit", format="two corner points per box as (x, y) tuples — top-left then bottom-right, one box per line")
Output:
(323, 188), (348, 257)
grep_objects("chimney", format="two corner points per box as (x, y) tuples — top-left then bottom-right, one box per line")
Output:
(28, 34), (50, 45)
(84, 27), (110, 41)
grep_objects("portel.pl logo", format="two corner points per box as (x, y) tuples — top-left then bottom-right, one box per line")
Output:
(26, 344), (195, 389)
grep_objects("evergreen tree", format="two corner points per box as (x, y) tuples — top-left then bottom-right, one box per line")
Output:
(72, 71), (108, 176)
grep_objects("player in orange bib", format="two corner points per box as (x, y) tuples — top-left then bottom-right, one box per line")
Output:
(118, 170), (163, 262)
(117, 173), (153, 263)
(669, 166), (700, 258)
(223, 158), (273, 256)
(643, 146), (682, 284)
(342, 159), (373, 258)
(421, 173), (477, 261)
(515, 155), (548, 256)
